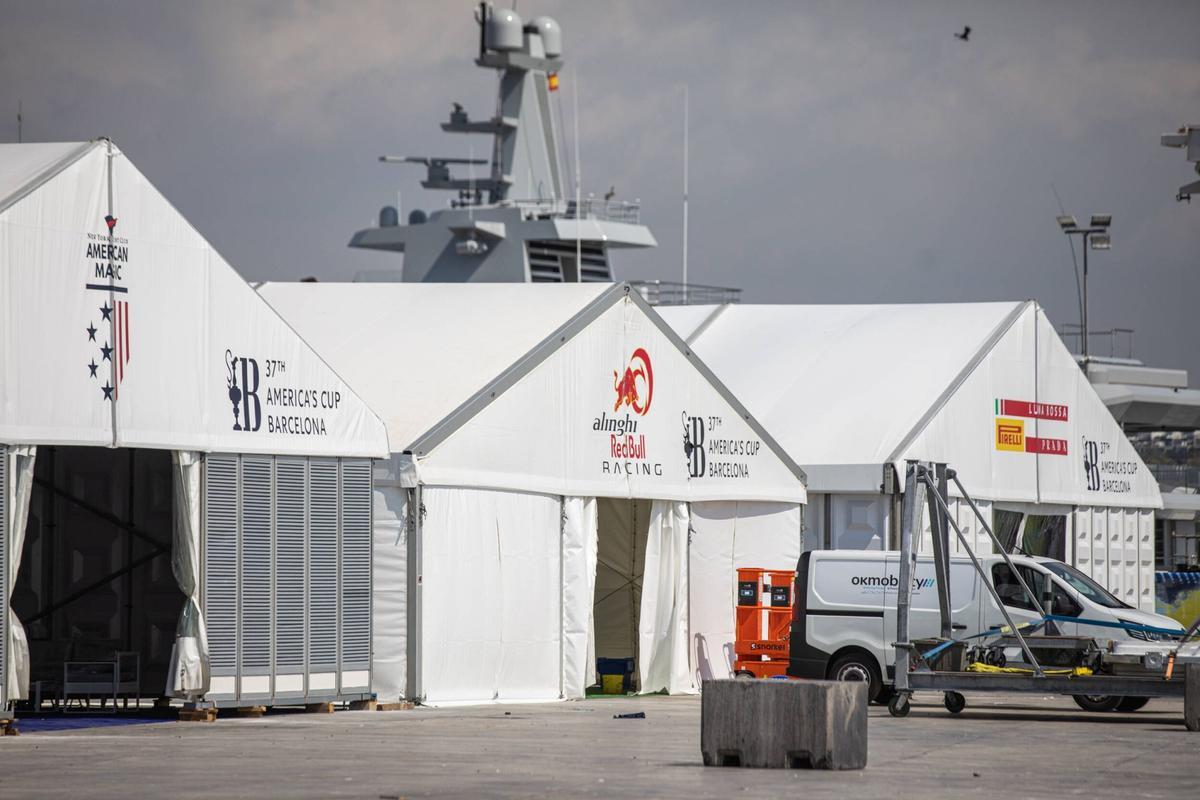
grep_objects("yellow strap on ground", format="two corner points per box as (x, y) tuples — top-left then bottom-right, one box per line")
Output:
(966, 662), (1093, 677)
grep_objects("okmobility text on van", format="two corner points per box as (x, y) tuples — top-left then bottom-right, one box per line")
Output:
(850, 575), (936, 590)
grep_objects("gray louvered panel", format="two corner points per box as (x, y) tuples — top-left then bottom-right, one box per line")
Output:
(240, 456), (273, 680)
(203, 454), (239, 677)
(274, 458), (307, 675)
(339, 459), (372, 670)
(0, 445), (7, 708)
(308, 458), (339, 671)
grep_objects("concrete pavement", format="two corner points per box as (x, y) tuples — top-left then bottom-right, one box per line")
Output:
(0, 692), (1194, 798)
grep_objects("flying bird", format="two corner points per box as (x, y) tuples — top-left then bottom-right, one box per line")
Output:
(955, 26), (971, 41)
(604, 185), (616, 201)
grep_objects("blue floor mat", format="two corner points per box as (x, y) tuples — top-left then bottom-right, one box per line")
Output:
(14, 716), (174, 733)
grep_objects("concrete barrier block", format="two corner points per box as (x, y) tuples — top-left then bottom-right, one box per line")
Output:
(701, 679), (867, 770)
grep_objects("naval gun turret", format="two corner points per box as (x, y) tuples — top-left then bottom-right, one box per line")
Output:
(350, 3), (656, 283)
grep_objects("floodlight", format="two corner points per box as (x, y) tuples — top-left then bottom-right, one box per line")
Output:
(1090, 233), (1111, 250)
(1056, 215), (1078, 230)
(1090, 214), (1112, 228)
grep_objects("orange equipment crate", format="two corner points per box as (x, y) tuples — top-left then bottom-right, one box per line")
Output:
(733, 568), (796, 678)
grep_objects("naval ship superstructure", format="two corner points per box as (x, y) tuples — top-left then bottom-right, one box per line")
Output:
(350, 4), (656, 283)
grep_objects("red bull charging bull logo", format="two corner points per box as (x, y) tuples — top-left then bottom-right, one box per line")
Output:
(613, 347), (654, 416)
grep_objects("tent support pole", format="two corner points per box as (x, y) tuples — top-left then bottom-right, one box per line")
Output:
(406, 484), (423, 702)
(559, 497), (565, 699)
(105, 138), (118, 446)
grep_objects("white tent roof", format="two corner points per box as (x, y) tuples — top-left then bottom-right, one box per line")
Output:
(259, 282), (608, 450)
(0, 142), (91, 212)
(0, 140), (388, 457)
(259, 282), (807, 503)
(661, 301), (1160, 509)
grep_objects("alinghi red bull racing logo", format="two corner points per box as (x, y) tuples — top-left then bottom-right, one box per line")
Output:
(613, 347), (653, 416)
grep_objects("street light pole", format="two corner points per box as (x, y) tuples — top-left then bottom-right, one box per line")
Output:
(1056, 214), (1111, 365)
(1082, 231), (1089, 363)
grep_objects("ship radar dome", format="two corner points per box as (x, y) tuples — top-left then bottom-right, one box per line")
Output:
(408, 209), (428, 225)
(379, 205), (399, 228)
(486, 8), (523, 52)
(530, 16), (562, 58)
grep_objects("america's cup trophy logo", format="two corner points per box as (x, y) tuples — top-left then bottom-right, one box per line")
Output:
(226, 349), (243, 430)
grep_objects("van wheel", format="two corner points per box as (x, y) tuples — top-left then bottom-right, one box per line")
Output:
(828, 652), (882, 703)
(1115, 697), (1149, 712)
(1072, 695), (1122, 712)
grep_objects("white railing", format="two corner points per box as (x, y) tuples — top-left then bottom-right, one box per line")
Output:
(629, 280), (741, 306)
(505, 197), (642, 224)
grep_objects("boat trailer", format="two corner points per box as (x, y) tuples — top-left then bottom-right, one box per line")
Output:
(889, 461), (1200, 729)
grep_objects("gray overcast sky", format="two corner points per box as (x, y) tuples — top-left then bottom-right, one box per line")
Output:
(3, 1), (1198, 379)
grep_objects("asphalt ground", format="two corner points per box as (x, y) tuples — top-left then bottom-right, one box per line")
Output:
(0, 692), (1194, 798)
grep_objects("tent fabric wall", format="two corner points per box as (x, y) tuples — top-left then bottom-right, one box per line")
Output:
(0, 444), (4, 709)
(0, 141), (389, 459)
(658, 302), (1022, 482)
(638, 500), (694, 694)
(408, 297), (804, 503)
(661, 301), (1158, 511)
(420, 487), (562, 704)
(260, 284), (806, 505)
(167, 450), (208, 699)
(371, 482), (408, 702)
(689, 501), (803, 683)
(4, 445), (34, 702)
(561, 496), (598, 699)
(1, 141), (390, 708)
(258, 285), (810, 704)
(899, 305), (1159, 509)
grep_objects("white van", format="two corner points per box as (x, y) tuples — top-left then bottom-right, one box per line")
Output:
(786, 550), (1186, 711)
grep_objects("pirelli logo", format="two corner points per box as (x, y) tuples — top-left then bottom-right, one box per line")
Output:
(994, 416), (1068, 455)
(995, 418), (1025, 451)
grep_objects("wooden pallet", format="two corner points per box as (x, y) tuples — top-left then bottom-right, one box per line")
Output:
(347, 699), (414, 712)
(305, 702), (336, 714)
(1, 719), (18, 736)
(230, 705), (267, 718)
(376, 701), (415, 712)
(178, 707), (218, 723)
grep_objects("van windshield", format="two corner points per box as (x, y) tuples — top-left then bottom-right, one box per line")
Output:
(1042, 562), (1130, 609)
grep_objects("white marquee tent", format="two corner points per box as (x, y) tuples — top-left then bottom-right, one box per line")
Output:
(662, 301), (1162, 611)
(0, 140), (389, 713)
(259, 282), (808, 704)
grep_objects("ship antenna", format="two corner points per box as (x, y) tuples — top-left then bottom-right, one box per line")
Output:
(574, 66), (581, 278)
(682, 84), (689, 293)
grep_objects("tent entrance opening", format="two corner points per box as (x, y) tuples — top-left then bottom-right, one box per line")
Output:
(13, 446), (184, 708)
(593, 497), (650, 691)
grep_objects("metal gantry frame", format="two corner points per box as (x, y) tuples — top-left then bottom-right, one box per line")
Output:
(890, 460), (1194, 723)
